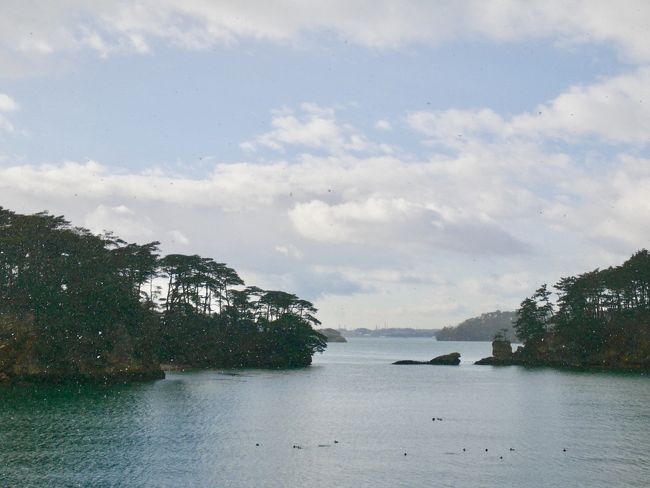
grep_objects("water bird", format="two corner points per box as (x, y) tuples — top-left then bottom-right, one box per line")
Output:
(563, 448), (567, 452)
(462, 448), (466, 452)
(334, 440), (339, 444)
(499, 456), (503, 460)
(404, 453), (407, 456)
(255, 443), (259, 447)
(485, 449), (488, 452)
(509, 448), (515, 451)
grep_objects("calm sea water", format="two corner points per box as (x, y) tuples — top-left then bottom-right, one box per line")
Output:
(1, 338), (649, 488)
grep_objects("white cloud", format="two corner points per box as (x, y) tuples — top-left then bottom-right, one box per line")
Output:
(2, 0), (650, 72)
(169, 229), (190, 245)
(409, 67), (650, 146)
(511, 67), (650, 144)
(0, 94), (18, 112)
(275, 244), (303, 259)
(2, 89), (649, 327)
(242, 103), (388, 154)
(375, 119), (392, 131)
(0, 93), (18, 133)
(289, 196), (528, 256)
(407, 108), (506, 146)
(84, 204), (154, 240)
(544, 154), (650, 249)
(0, 116), (14, 133)
(2, 3), (649, 329)
(243, 105), (342, 151)
(289, 197), (425, 244)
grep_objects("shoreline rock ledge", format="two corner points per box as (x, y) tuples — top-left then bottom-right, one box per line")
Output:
(474, 339), (524, 366)
(393, 352), (461, 365)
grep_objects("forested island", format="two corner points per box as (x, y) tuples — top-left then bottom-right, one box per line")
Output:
(478, 251), (650, 370)
(436, 310), (518, 341)
(0, 207), (326, 384)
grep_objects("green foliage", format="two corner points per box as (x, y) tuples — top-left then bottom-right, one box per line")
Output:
(513, 284), (553, 345)
(0, 207), (326, 374)
(153, 248), (325, 368)
(0, 206), (161, 375)
(257, 314), (327, 367)
(517, 250), (650, 364)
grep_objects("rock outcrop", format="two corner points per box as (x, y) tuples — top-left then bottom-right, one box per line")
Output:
(393, 360), (428, 365)
(393, 352), (461, 365)
(474, 339), (522, 366)
(429, 352), (461, 365)
(492, 339), (513, 359)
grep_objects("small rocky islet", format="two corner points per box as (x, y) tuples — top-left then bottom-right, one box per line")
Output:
(393, 352), (461, 365)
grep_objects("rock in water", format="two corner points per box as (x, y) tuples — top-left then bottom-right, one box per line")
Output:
(393, 352), (461, 365)
(428, 352), (461, 365)
(475, 338), (520, 365)
(492, 339), (513, 359)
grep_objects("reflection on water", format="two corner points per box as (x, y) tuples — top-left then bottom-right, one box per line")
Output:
(1, 338), (648, 488)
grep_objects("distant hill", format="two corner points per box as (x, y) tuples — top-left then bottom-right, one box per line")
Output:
(436, 311), (518, 342)
(318, 328), (347, 342)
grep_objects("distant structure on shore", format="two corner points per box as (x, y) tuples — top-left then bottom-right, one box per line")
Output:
(340, 327), (439, 338)
(338, 312), (518, 342)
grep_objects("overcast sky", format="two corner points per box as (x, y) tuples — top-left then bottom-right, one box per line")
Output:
(1, 1), (650, 329)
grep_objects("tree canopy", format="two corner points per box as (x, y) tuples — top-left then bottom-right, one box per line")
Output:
(0, 207), (326, 381)
(514, 250), (650, 364)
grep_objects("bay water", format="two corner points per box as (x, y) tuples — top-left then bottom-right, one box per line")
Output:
(1, 338), (648, 487)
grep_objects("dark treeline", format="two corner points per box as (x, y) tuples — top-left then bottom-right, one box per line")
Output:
(513, 250), (650, 368)
(0, 207), (326, 382)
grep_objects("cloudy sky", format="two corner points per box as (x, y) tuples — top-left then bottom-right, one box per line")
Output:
(1, 1), (650, 329)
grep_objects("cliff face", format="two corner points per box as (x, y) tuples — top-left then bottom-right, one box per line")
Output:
(0, 314), (163, 384)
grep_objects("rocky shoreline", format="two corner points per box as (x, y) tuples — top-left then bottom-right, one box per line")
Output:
(0, 314), (164, 385)
(475, 338), (650, 371)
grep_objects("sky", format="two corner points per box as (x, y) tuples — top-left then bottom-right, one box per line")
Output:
(1, 1), (650, 329)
